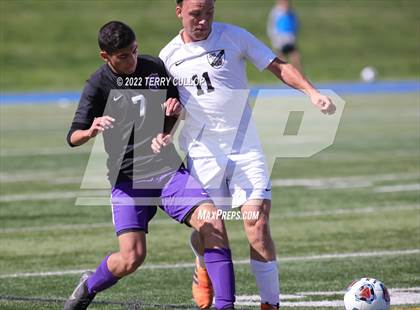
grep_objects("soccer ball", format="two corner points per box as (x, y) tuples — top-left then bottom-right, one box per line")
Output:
(344, 278), (390, 310)
(360, 66), (378, 83)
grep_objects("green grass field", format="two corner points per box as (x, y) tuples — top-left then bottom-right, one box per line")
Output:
(1, 0), (419, 91)
(0, 92), (419, 309)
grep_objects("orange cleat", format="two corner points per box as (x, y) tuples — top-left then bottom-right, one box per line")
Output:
(261, 302), (280, 310)
(192, 258), (214, 309)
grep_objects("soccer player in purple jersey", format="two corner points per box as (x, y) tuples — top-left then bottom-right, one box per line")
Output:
(64, 21), (235, 310)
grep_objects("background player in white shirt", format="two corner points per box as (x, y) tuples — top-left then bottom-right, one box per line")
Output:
(155, 1), (336, 309)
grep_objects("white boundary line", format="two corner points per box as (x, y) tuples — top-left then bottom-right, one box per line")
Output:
(0, 171), (418, 203)
(374, 183), (420, 193)
(270, 204), (420, 219)
(1, 184), (419, 202)
(1, 172), (418, 187)
(271, 173), (419, 190)
(0, 190), (110, 202)
(236, 287), (420, 307)
(0, 147), (89, 157)
(0, 249), (418, 279)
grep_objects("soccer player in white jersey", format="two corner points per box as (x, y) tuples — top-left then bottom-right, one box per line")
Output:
(155, 1), (336, 309)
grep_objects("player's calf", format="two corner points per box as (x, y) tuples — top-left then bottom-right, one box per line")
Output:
(108, 230), (147, 277)
(189, 201), (228, 241)
(64, 232), (146, 309)
(242, 200), (280, 309)
(187, 203), (236, 310)
(242, 200), (276, 261)
(108, 248), (146, 277)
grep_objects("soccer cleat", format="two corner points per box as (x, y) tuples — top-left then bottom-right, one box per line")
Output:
(192, 258), (214, 309)
(261, 302), (280, 310)
(64, 271), (96, 310)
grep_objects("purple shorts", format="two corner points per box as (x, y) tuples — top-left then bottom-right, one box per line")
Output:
(111, 167), (211, 235)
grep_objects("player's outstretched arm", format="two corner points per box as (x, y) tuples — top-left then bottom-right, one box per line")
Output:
(267, 58), (336, 115)
(70, 116), (115, 146)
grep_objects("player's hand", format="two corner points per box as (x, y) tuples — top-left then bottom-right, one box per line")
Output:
(310, 93), (336, 115)
(88, 116), (115, 138)
(151, 133), (172, 154)
(164, 98), (182, 116)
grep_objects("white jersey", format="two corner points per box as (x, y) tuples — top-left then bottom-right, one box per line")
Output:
(159, 22), (276, 158)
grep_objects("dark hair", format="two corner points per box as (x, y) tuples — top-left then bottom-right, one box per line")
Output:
(98, 21), (136, 55)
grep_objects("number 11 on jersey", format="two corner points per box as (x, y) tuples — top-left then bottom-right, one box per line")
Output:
(192, 72), (215, 96)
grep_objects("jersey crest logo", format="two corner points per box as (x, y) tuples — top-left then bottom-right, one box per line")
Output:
(207, 49), (225, 69)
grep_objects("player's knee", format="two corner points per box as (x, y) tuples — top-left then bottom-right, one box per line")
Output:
(244, 213), (269, 234)
(121, 251), (146, 274)
(199, 209), (225, 234)
(194, 204), (216, 229)
(197, 217), (219, 235)
(194, 206), (228, 246)
(210, 212), (226, 231)
(243, 202), (271, 230)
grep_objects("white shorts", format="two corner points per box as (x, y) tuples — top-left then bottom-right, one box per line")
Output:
(187, 151), (272, 210)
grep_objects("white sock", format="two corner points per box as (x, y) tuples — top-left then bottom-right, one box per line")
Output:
(189, 233), (205, 268)
(250, 259), (280, 306)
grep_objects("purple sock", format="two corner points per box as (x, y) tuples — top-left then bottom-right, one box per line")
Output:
(204, 248), (235, 310)
(87, 255), (120, 295)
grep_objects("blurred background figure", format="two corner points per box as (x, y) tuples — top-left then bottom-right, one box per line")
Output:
(267, 0), (302, 72)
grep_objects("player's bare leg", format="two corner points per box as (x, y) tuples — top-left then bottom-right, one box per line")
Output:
(241, 199), (279, 309)
(107, 231), (146, 277)
(241, 199), (276, 261)
(64, 231), (145, 310)
(187, 203), (235, 310)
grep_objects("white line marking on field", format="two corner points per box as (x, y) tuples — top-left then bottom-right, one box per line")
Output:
(271, 204), (420, 219)
(0, 249), (418, 279)
(0, 174), (81, 184)
(1, 172), (418, 190)
(0, 190), (109, 202)
(273, 249), (420, 263)
(0, 170), (102, 184)
(0, 191), (78, 202)
(0, 147), (89, 157)
(374, 183), (420, 193)
(0, 172), (417, 203)
(0, 218), (176, 234)
(236, 287), (420, 307)
(271, 173), (419, 190)
(237, 295), (343, 308)
(0, 223), (112, 233)
(1, 205), (418, 234)
(295, 287), (420, 296)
